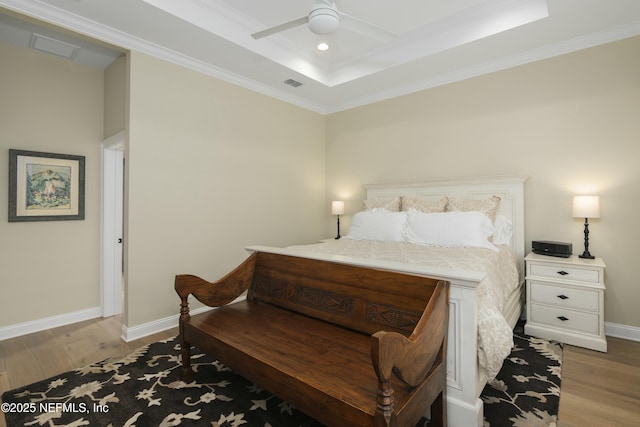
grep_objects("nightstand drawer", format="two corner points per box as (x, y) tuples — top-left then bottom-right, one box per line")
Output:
(530, 304), (599, 335)
(529, 282), (599, 311)
(529, 263), (600, 283)
(525, 253), (606, 351)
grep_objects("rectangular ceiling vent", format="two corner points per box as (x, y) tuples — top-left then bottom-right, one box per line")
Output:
(29, 33), (80, 60)
(283, 78), (303, 88)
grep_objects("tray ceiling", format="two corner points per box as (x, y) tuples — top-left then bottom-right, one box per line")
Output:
(1, 0), (639, 113)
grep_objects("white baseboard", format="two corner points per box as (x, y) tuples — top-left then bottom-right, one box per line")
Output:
(605, 321), (640, 342)
(0, 306), (102, 341)
(121, 294), (247, 342)
(7, 307), (634, 345)
(121, 306), (213, 342)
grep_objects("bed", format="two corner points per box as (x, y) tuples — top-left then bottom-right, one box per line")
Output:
(247, 174), (528, 427)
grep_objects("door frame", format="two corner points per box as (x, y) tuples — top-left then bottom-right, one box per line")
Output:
(101, 131), (125, 317)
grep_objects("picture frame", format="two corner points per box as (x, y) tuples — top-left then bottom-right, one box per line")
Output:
(8, 149), (85, 222)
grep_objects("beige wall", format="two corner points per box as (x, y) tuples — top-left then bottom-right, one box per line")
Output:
(125, 52), (326, 328)
(326, 36), (640, 328)
(104, 54), (126, 139)
(2, 30), (638, 336)
(0, 44), (325, 333)
(0, 41), (103, 328)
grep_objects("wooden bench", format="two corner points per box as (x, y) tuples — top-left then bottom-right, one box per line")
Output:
(175, 250), (449, 427)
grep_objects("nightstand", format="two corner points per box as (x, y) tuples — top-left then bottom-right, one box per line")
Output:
(524, 252), (607, 352)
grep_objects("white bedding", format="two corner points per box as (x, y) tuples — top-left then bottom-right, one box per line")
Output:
(286, 238), (520, 380)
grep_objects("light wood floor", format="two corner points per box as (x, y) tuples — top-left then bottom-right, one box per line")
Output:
(1, 316), (639, 427)
(557, 336), (640, 427)
(0, 315), (177, 427)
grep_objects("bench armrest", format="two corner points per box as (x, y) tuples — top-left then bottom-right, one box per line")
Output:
(371, 280), (449, 419)
(175, 252), (257, 313)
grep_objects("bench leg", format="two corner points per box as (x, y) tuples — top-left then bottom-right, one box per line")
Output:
(374, 380), (394, 427)
(179, 340), (194, 382)
(429, 390), (447, 427)
(178, 299), (194, 382)
(178, 318), (193, 382)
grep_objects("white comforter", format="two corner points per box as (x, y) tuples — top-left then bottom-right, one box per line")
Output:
(286, 239), (520, 380)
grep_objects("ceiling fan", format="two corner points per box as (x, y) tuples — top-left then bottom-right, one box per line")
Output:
(251, 0), (396, 42)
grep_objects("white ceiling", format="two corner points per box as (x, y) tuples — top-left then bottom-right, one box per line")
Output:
(1, 0), (639, 114)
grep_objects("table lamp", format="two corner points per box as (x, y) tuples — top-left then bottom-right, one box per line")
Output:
(331, 201), (345, 239)
(572, 195), (600, 259)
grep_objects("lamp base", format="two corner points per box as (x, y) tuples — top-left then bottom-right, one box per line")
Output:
(579, 251), (595, 259)
(579, 218), (595, 259)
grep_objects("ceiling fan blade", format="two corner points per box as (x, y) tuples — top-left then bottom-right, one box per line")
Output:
(251, 16), (309, 40)
(340, 13), (396, 43)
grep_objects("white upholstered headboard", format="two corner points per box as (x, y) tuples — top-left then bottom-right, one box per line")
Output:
(364, 175), (529, 274)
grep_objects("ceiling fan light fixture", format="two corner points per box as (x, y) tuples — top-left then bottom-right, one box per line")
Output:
(317, 42), (329, 51)
(308, 8), (339, 35)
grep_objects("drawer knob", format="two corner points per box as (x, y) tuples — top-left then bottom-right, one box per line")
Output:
(557, 316), (569, 321)
(557, 271), (569, 276)
(557, 294), (569, 300)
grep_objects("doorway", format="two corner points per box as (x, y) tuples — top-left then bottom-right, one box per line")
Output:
(102, 131), (125, 317)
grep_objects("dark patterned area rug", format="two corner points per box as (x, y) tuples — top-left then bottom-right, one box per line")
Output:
(2, 322), (561, 427)
(481, 322), (562, 427)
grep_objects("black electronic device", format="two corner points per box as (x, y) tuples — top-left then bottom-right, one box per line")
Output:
(532, 240), (572, 258)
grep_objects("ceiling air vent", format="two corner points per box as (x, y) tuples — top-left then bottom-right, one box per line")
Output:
(283, 78), (303, 88)
(29, 33), (80, 60)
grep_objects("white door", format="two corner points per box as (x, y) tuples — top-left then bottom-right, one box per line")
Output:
(102, 132), (125, 317)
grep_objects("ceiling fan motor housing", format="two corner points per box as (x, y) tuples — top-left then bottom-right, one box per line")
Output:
(308, 7), (340, 35)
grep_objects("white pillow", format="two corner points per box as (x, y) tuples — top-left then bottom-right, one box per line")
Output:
(345, 209), (407, 242)
(493, 215), (513, 246)
(405, 209), (498, 251)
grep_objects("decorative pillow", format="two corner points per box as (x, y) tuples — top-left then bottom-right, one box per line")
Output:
(405, 209), (498, 251)
(345, 209), (407, 242)
(401, 196), (448, 213)
(363, 197), (401, 212)
(446, 196), (501, 223)
(493, 215), (513, 246)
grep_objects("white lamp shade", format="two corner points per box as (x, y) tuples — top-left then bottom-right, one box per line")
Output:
(331, 200), (345, 215)
(572, 196), (600, 219)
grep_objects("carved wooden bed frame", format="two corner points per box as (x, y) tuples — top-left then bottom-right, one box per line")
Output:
(247, 174), (528, 427)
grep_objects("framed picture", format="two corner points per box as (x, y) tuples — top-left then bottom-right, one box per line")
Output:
(8, 149), (85, 222)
